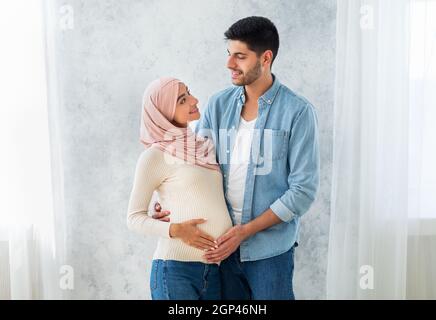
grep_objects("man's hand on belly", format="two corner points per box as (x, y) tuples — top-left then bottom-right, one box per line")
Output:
(152, 202), (171, 222)
(203, 208), (283, 263)
(203, 225), (249, 263)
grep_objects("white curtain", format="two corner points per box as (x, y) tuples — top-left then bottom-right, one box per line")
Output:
(328, 0), (436, 299)
(406, 0), (436, 299)
(0, 0), (66, 299)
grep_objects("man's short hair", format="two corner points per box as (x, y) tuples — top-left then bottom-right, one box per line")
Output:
(224, 16), (279, 67)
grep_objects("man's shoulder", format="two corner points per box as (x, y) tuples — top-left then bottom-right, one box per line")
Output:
(277, 83), (316, 117)
(279, 84), (314, 109)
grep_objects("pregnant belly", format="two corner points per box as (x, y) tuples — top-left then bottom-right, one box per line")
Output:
(168, 206), (233, 239)
(197, 214), (233, 239)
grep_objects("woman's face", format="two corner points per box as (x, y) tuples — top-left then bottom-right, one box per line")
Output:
(172, 83), (200, 127)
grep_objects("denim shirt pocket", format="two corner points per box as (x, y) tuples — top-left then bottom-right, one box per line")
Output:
(270, 130), (288, 160)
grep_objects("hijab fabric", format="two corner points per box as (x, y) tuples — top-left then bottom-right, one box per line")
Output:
(140, 77), (220, 172)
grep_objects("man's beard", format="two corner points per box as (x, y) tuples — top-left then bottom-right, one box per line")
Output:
(233, 60), (262, 86)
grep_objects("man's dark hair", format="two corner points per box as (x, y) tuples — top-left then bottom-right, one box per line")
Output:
(224, 16), (279, 67)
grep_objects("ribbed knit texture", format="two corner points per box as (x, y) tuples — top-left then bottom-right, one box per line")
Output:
(127, 147), (233, 263)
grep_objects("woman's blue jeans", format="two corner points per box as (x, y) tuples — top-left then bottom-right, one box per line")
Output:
(150, 259), (221, 300)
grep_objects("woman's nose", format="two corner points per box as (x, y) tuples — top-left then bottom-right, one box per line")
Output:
(190, 96), (199, 105)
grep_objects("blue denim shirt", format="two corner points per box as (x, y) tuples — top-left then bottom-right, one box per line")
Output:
(195, 75), (320, 261)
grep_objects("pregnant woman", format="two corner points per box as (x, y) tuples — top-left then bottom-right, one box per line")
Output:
(126, 77), (233, 300)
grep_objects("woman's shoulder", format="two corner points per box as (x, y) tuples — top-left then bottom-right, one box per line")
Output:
(137, 146), (165, 166)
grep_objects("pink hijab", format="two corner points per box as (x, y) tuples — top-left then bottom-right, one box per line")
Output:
(140, 77), (220, 172)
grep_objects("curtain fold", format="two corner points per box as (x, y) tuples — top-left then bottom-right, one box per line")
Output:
(328, 0), (436, 299)
(406, 0), (436, 299)
(0, 0), (66, 300)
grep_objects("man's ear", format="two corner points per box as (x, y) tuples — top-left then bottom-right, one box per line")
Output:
(262, 50), (273, 67)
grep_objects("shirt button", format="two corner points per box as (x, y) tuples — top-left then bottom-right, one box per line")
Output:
(226, 150), (230, 153)
(267, 100), (271, 104)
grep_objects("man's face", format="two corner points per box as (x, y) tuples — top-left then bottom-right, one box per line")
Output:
(226, 40), (262, 86)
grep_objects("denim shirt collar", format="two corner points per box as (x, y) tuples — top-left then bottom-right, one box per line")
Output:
(237, 74), (282, 106)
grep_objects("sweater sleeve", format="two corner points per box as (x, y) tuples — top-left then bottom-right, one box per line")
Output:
(126, 149), (171, 238)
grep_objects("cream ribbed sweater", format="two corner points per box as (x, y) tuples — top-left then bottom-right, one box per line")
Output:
(126, 147), (233, 263)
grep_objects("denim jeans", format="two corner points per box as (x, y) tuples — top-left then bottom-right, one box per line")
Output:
(150, 259), (221, 300)
(219, 246), (296, 300)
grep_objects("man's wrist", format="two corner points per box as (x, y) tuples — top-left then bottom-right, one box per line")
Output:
(240, 223), (253, 240)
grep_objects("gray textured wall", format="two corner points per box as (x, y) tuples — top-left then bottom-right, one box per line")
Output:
(52, 0), (336, 299)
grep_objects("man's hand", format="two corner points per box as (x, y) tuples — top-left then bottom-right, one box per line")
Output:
(152, 202), (170, 222)
(203, 225), (248, 263)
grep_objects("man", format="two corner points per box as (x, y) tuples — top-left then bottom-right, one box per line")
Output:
(153, 16), (320, 300)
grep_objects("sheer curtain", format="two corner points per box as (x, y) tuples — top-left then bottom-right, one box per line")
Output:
(0, 0), (66, 299)
(406, 0), (436, 299)
(327, 0), (436, 299)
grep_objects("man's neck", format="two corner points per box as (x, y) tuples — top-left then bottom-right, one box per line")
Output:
(244, 72), (274, 102)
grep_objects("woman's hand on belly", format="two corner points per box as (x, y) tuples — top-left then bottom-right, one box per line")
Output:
(169, 219), (218, 251)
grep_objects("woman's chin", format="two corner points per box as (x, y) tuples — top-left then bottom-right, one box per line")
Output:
(189, 113), (201, 121)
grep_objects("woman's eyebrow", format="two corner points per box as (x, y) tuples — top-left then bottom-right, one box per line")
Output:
(177, 86), (188, 102)
(177, 93), (186, 101)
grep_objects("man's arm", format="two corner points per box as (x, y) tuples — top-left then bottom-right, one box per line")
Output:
(204, 104), (320, 263)
(269, 103), (320, 222)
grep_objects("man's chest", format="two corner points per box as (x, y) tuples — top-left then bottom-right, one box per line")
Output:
(240, 100), (258, 122)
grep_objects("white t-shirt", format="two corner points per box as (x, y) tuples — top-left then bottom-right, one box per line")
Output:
(227, 117), (257, 225)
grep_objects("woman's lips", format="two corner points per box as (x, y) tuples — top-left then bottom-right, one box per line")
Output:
(189, 106), (199, 114)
